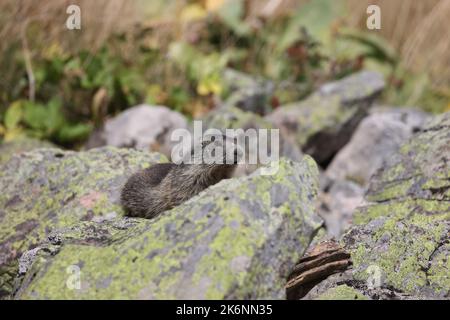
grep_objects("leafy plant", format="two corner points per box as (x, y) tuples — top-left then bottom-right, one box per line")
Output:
(2, 99), (91, 144)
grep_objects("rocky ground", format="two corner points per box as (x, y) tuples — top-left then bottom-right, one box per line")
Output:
(0, 70), (448, 300)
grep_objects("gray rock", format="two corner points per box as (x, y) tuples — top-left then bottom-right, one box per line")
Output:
(318, 179), (365, 238)
(0, 147), (167, 298)
(13, 157), (322, 299)
(222, 69), (275, 116)
(326, 107), (430, 186)
(266, 71), (385, 165)
(86, 105), (188, 157)
(305, 112), (450, 300)
(0, 138), (55, 167)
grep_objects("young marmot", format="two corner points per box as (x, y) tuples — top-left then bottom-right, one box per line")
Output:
(121, 134), (241, 219)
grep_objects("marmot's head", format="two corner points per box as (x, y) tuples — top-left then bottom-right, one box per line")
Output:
(189, 133), (243, 166)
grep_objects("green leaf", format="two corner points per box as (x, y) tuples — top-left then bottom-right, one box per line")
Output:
(217, 0), (250, 36)
(4, 101), (24, 130)
(57, 123), (92, 143)
(23, 99), (65, 135)
(279, 0), (344, 52)
(338, 28), (398, 65)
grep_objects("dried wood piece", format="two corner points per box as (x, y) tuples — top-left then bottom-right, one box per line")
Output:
(286, 240), (352, 299)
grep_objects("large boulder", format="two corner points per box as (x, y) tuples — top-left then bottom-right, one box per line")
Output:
(85, 105), (188, 157)
(0, 147), (166, 298)
(326, 107), (430, 186)
(318, 178), (365, 238)
(266, 71), (385, 166)
(13, 157), (323, 299)
(222, 69), (274, 116)
(222, 69), (311, 114)
(0, 138), (55, 167)
(305, 112), (450, 300)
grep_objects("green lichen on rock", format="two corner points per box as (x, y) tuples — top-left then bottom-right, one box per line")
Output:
(303, 112), (449, 300)
(0, 138), (55, 167)
(266, 71), (385, 165)
(340, 112), (449, 299)
(366, 112), (450, 203)
(0, 147), (167, 298)
(202, 105), (274, 131)
(14, 157), (322, 300)
(316, 285), (368, 300)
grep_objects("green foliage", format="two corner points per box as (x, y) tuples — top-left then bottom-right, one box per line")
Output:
(279, 0), (344, 51)
(216, 0), (251, 37)
(1, 0), (446, 147)
(2, 99), (91, 144)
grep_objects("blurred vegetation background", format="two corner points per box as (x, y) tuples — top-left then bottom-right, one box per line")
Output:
(0, 0), (449, 148)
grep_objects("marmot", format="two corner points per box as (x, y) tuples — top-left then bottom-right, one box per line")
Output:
(121, 134), (241, 219)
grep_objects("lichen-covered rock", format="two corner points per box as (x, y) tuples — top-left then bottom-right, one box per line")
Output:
(14, 157), (323, 299)
(222, 69), (311, 113)
(316, 285), (369, 300)
(221, 69), (274, 115)
(326, 107), (430, 186)
(305, 112), (450, 300)
(266, 71), (385, 165)
(0, 147), (167, 298)
(0, 138), (55, 167)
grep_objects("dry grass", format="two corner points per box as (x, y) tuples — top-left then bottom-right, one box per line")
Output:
(0, 0), (140, 53)
(345, 0), (450, 89)
(0, 0), (448, 88)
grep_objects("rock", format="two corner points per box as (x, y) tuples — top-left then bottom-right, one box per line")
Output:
(85, 105), (188, 157)
(0, 138), (55, 167)
(222, 69), (262, 92)
(222, 69), (274, 116)
(224, 86), (274, 116)
(326, 107), (430, 186)
(222, 69), (310, 115)
(201, 106), (303, 176)
(14, 157), (323, 299)
(0, 147), (167, 298)
(266, 71), (385, 166)
(315, 284), (369, 300)
(318, 179), (365, 238)
(304, 112), (450, 300)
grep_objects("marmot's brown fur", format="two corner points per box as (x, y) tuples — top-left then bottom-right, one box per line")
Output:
(121, 135), (240, 219)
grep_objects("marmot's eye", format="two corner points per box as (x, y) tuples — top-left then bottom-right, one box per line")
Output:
(211, 136), (216, 142)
